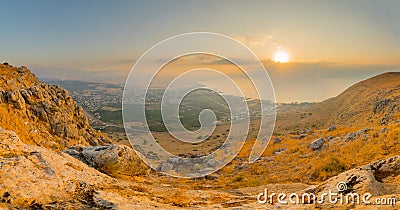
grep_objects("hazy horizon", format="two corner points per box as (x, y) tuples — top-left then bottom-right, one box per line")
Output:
(30, 62), (400, 103)
(1, 0), (400, 102)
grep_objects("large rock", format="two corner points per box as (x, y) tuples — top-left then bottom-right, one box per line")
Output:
(273, 147), (287, 155)
(345, 132), (357, 142)
(0, 127), (115, 209)
(306, 155), (400, 207)
(64, 145), (150, 177)
(328, 125), (336, 131)
(344, 128), (371, 142)
(308, 138), (325, 150)
(273, 137), (281, 144)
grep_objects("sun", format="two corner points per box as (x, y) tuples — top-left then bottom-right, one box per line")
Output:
(273, 52), (289, 63)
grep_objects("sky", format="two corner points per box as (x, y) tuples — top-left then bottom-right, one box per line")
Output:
(1, 0), (400, 102)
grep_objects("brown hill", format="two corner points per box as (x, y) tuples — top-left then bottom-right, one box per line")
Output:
(0, 63), (109, 149)
(276, 72), (400, 133)
(169, 72), (400, 194)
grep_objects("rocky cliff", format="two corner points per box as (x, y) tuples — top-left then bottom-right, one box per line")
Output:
(0, 63), (109, 149)
(0, 64), (155, 208)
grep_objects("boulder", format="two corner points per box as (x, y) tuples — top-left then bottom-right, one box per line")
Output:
(381, 128), (387, 133)
(273, 148), (287, 155)
(293, 133), (308, 139)
(0, 127), (116, 209)
(306, 155), (400, 206)
(359, 128), (370, 134)
(328, 125), (336, 131)
(344, 128), (371, 142)
(273, 137), (281, 144)
(299, 133), (308, 139)
(64, 145), (150, 177)
(345, 132), (357, 142)
(309, 138), (325, 150)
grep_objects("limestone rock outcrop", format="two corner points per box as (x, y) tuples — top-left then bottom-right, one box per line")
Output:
(64, 145), (150, 177)
(0, 63), (109, 149)
(0, 127), (115, 209)
(305, 155), (400, 207)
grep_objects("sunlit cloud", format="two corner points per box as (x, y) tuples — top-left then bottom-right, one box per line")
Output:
(234, 34), (274, 46)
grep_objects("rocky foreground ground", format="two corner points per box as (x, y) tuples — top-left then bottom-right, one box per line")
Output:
(2, 126), (400, 209)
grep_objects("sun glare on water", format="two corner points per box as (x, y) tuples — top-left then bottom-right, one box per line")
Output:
(273, 52), (289, 63)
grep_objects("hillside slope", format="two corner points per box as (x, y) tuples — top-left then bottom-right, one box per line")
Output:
(276, 72), (400, 132)
(171, 72), (400, 195)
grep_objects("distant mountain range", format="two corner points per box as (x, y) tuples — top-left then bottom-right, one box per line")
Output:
(31, 67), (130, 84)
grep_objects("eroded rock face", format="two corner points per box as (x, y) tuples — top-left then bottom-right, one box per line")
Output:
(5, 90), (25, 110)
(0, 64), (109, 149)
(0, 127), (116, 209)
(64, 145), (150, 177)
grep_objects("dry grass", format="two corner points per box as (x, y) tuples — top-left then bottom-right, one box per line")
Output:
(153, 119), (400, 191)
